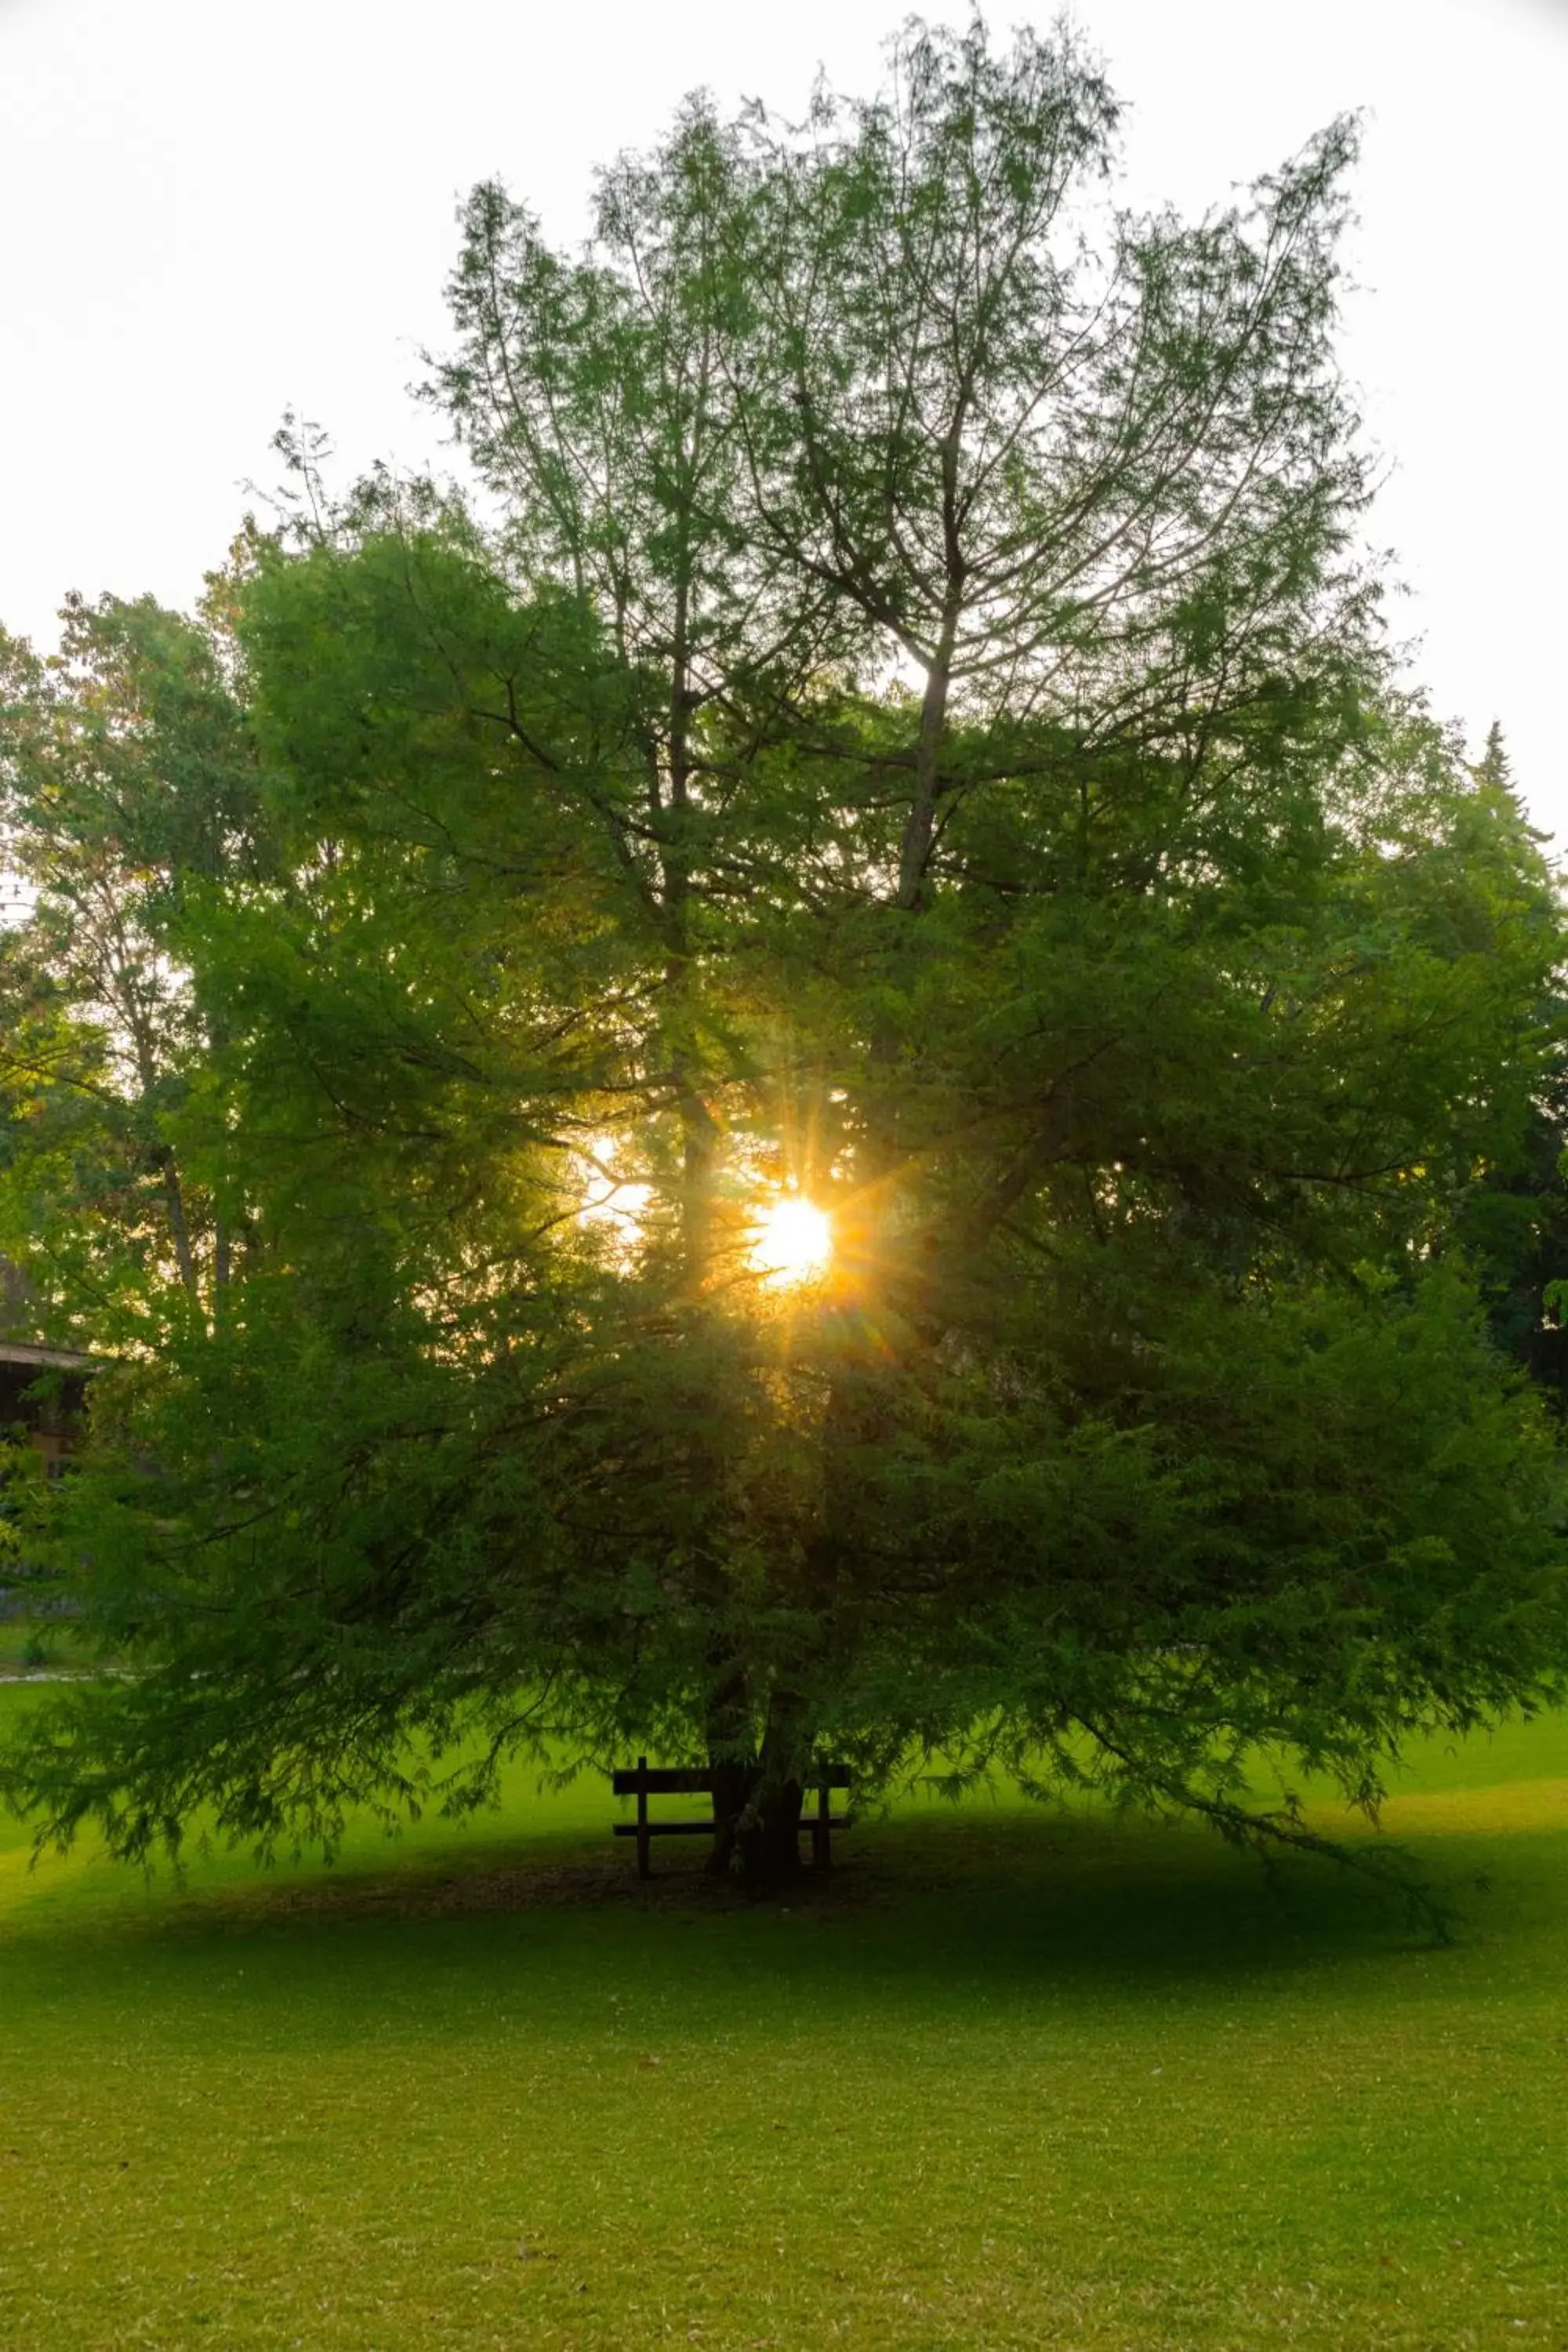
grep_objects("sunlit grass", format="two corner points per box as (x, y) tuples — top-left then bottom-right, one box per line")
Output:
(4, 1689), (1568, 2348)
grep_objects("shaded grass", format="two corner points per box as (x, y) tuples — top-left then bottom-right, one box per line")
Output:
(3, 1691), (1568, 2349)
(0, 1617), (60, 1674)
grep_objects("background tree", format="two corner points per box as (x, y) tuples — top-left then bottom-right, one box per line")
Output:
(1453, 722), (1568, 1405)
(0, 590), (263, 1345)
(2, 20), (1565, 1893)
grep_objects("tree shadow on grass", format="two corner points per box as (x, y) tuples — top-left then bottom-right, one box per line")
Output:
(4, 1792), (1544, 2048)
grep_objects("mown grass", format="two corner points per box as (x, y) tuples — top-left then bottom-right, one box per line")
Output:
(2, 1690), (1567, 2350)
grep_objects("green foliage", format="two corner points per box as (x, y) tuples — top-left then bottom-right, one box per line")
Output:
(0, 588), (265, 1340)
(1447, 727), (1568, 1400)
(2, 18), (1564, 1885)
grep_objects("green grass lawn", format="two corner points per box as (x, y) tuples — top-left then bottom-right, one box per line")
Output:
(3, 1693), (1567, 2350)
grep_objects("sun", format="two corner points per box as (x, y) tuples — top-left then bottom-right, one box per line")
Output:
(750, 1195), (833, 1289)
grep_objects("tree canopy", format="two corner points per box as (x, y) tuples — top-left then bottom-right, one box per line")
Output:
(2, 18), (1564, 1893)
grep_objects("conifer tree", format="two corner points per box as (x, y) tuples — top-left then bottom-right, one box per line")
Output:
(3, 22), (1564, 1893)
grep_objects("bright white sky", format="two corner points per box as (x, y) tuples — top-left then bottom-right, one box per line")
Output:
(2, 0), (1564, 829)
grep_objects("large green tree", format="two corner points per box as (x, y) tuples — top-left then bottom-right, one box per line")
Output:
(3, 20), (1564, 1893)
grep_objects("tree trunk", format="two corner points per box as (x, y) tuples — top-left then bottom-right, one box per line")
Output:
(896, 651), (952, 912)
(706, 1683), (811, 1888)
(895, 440), (965, 909)
(752, 1775), (805, 1885)
(158, 1148), (199, 1299)
(707, 1760), (805, 1888)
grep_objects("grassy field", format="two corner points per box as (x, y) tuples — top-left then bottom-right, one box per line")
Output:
(2, 1686), (1567, 2351)
(0, 1618), (69, 1674)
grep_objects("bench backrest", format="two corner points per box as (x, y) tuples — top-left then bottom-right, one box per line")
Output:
(612, 1762), (851, 1797)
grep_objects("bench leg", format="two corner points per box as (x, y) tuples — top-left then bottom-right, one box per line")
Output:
(812, 1781), (831, 1871)
(636, 1756), (651, 1880)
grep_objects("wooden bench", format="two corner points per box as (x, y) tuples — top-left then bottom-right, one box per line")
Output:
(612, 1758), (852, 1878)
